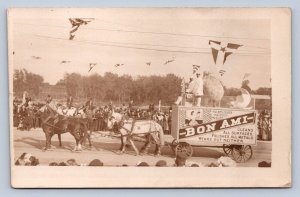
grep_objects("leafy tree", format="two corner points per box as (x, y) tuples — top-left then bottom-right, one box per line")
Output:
(13, 69), (44, 98)
(253, 87), (272, 95)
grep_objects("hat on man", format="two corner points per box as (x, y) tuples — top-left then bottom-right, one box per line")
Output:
(49, 162), (58, 166)
(155, 160), (167, 167)
(88, 159), (104, 166)
(67, 159), (79, 166)
(258, 161), (271, 167)
(136, 161), (149, 167)
(58, 162), (67, 166)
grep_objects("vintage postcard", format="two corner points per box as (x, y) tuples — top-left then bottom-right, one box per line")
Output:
(8, 8), (291, 188)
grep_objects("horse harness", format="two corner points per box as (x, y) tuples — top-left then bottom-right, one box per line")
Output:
(117, 119), (157, 137)
(41, 114), (68, 132)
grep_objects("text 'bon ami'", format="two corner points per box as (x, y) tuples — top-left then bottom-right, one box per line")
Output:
(179, 113), (255, 139)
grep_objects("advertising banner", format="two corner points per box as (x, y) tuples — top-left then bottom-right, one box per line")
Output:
(172, 106), (257, 145)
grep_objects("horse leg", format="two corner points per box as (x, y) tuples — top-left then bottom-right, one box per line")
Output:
(117, 135), (126, 154)
(44, 132), (51, 150)
(77, 126), (87, 152)
(87, 130), (92, 147)
(44, 131), (54, 150)
(140, 134), (151, 155)
(86, 121), (92, 148)
(73, 139), (79, 152)
(49, 134), (56, 149)
(120, 135), (125, 151)
(82, 129), (92, 148)
(149, 133), (162, 157)
(154, 144), (162, 157)
(129, 137), (139, 156)
(58, 134), (62, 147)
(77, 134), (85, 152)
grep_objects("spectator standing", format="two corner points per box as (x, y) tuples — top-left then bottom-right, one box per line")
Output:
(46, 95), (52, 104)
(85, 97), (93, 110)
(66, 95), (73, 109)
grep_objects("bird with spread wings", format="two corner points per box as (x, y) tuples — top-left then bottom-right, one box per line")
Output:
(164, 56), (176, 65)
(114, 63), (124, 67)
(88, 63), (97, 72)
(69, 18), (93, 40)
(32, 56), (41, 60)
(60, 60), (71, 64)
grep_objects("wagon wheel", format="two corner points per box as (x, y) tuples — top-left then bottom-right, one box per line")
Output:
(231, 145), (253, 163)
(223, 144), (234, 156)
(175, 142), (193, 158)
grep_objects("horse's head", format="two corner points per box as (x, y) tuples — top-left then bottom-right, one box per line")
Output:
(39, 104), (57, 120)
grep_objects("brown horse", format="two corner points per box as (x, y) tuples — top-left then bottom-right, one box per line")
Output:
(39, 105), (89, 151)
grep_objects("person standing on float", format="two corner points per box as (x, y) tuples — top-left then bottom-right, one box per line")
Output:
(187, 72), (203, 107)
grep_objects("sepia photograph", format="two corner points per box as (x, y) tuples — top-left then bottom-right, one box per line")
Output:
(8, 8), (291, 188)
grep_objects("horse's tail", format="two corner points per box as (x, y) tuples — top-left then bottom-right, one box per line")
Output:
(155, 121), (165, 146)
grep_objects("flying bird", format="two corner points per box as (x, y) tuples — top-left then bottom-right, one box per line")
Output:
(146, 62), (151, 66)
(164, 56), (176, 65)
(88, 63), (97, 72)
(60, 60), (71, 64)
(164, 59), (175, 65)
(114, 63), (124, 67)
(32, 56), (41, 60)
(68, 18), (93, 40)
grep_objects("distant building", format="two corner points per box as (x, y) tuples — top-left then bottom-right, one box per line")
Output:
(39, 83), (67, 100)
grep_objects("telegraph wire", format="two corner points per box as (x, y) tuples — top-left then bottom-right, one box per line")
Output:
(15, 22), (270, 42)
(33, 34), (270, 56)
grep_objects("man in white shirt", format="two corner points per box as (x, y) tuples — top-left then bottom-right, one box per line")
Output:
(187, 72), (204, 107)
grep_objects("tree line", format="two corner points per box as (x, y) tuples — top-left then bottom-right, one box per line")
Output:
(56, 72), (182, 105)
(13, 69), (44, 98)
(13, 69), (272, 105)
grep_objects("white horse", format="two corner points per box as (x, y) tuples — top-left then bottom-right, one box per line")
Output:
(107, 112), (165, 156)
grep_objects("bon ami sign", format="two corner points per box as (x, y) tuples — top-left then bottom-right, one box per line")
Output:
(178, 112), (256, 145)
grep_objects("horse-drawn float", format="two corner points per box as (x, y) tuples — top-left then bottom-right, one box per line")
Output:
(168, 105), (257, 163)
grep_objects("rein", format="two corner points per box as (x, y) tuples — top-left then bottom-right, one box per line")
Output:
(42, 121), (67, 131)
(41, 107), (67, 131)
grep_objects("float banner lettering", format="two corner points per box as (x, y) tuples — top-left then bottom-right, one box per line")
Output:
(179, 112), (255, 139)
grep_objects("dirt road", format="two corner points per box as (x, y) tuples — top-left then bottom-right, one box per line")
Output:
(12, 127), (271, 167)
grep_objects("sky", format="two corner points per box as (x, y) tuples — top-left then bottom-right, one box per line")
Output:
(9, 8), (271, 89)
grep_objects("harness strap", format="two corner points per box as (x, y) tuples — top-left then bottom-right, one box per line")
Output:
(129, 119), (136, 135)
(119, 121), (157, 137)
(42, 115), (53, 125)
(42, 121), (66, 131)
